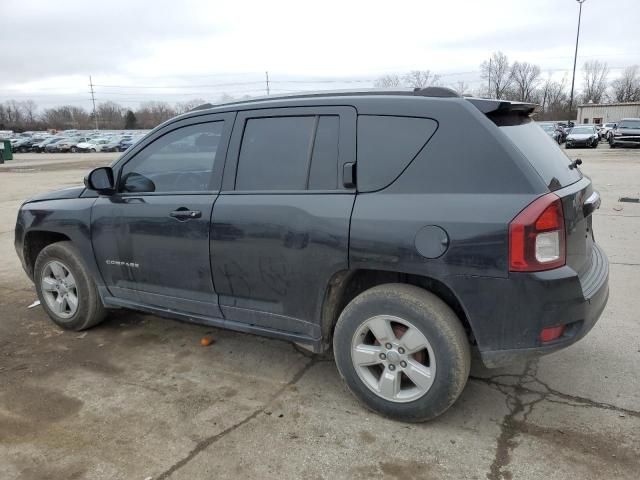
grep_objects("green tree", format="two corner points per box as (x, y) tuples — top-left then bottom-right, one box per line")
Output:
(124, 110), (137, 129)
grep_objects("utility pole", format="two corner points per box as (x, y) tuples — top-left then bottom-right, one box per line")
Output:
(89, 75), (98, 130)
(488, 58), (492, 98)
(569, 0), (586, 125)
(265, 71), (270, 96)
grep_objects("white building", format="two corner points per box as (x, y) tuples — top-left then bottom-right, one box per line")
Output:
(577, 102), (640, 125)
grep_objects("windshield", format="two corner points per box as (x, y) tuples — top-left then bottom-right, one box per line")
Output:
(619, 120), (640, 129)
(571, 127), (594, 134)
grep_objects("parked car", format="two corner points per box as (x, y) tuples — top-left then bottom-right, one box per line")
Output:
(12, 136), (46, 153)
(76, 138), (111, 152)
(44, 138), (67, 153)
(101, 136), (133, 152)
(32, 137), (63, 153)
(598, 122), (617, 141)
(609, 118), (640, 148)
(55, 137), (92, 153)
(118, 135), (143, 152)
(14, 88), (608, 422)
(538, 122), (563, 144)
(565, 125), (599, 148)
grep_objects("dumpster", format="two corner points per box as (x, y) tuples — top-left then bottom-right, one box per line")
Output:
(0, 139), (12, 163)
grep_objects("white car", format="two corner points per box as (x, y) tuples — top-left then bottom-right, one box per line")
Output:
(76, 138), (111, 152)
(599, 122), (618, 141)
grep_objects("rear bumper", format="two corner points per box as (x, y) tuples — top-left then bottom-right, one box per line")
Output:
(450, 243), (609, 368)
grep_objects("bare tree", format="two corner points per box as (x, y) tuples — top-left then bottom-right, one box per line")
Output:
(96, 101), (124, 129)
(402, 70), (440, 89)
(582, 60), (609, 104)
(535, 75), (569, 120)
(175, 98), (208, 114)
(374, 74), (402, 88)
(510, 62), (541, 102)
(21, 100), (38, 125)
(611, 65), (640, 103)
(480, 51), (513, 99)
(42, 106), (91, 130)
(451, 81), (470, 96)
(135, 101), (176, 129)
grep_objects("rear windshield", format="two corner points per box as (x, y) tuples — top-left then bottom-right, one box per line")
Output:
(499, 118), (582, 191)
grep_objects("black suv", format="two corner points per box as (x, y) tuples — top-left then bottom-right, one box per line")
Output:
(14, 89), (609, 422)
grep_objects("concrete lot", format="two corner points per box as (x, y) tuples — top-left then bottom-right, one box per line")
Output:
(1, 147), (639, 480)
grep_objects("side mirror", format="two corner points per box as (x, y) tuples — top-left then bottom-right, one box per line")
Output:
(122, 172), (155, 193)
(84, 167), (115, 195)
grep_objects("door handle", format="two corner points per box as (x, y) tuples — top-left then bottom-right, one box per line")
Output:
(170, 208), (202, 220)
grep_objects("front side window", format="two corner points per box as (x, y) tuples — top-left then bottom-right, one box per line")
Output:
(120, 122), (223, 193)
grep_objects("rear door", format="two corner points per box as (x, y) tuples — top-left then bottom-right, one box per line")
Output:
(211, 107), (356, 338)
(92, 113), (234, 316)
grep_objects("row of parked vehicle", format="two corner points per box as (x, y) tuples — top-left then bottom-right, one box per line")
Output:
(538, 118), (640, 149)
(6, 130), (149, 154)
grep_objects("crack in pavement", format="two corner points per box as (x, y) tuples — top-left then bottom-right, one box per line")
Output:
(482, 360), (544, 480)
(475, 360), (640, 480)
(155, 357), (319, 480)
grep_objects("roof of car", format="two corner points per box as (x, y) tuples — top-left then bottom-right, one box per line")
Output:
(184, 88), (537, 120)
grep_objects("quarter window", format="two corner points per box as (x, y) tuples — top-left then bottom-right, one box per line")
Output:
(120, 122), (223, 193)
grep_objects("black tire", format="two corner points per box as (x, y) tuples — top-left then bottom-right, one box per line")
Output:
(34, 241), (107, 331)
(333, 284), (470, 422)
(70, 146), (78, 153)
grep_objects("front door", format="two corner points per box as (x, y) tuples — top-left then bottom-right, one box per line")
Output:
(92, 113), (233, 317)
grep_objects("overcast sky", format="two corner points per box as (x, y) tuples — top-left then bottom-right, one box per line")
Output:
(1, 0), (639, 109)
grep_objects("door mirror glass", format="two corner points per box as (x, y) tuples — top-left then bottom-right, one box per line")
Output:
(85, 167), (115, 194)
(122, 172), (156, 193)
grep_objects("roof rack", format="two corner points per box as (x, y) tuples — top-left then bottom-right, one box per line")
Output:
(192, 87), (462, 110)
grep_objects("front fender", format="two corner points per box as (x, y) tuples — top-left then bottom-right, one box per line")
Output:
(16, 197), (103, 286)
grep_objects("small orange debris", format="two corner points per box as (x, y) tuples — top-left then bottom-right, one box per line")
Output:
(200, 336), (215, 347)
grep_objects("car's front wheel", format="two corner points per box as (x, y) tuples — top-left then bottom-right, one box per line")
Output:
(34, 241), (107, 331)
(333, 284), (470, 422)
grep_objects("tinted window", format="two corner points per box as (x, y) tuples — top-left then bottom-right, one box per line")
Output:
(357, 115), (438, 192)
(308, 116), (339, 189)
(236, 116), (340, 191)
(500, 119), (581, 191)
(121, 122), (223, 193)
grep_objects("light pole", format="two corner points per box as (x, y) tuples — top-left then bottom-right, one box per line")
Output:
(568, 0), (586, 125)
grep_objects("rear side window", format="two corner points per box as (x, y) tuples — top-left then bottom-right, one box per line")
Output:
(499, 119), (582, 191)
(357, 115), (438, 192)
(235, 115), (340, 190)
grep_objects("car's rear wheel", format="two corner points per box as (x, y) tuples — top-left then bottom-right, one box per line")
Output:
(34, 241), (107, 331)
(333, 284), (470, 422)
(70, 147), (78, 153)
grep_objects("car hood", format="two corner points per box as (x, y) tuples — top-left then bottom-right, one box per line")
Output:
(567, 133), (594, 140)
(25, 185), (86, 204)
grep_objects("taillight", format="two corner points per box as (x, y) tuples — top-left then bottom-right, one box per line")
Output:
(509, 193), (566, 272)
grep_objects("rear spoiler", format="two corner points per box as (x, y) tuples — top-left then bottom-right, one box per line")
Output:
(466, 98), (538, 116)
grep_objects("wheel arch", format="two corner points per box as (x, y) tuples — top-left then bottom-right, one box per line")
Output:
(320, 268), (475, 348)
(23, 230), (72, 279)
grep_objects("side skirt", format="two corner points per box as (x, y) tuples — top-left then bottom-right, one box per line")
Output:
(102, 296), (324, 352)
